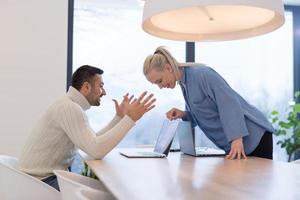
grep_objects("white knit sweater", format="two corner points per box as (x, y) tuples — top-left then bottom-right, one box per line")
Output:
(18, 86), (135, 179)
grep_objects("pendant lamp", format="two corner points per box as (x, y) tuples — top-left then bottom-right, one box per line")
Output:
(142, 0), (285, 41)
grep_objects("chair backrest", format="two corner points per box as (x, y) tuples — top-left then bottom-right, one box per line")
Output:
(77, 188), (113, 200)
(54, 170), (115, 200)
(0, 155), (60, 200)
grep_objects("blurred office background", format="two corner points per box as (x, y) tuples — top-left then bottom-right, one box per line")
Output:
(73, 0), (297, 161)
(0, 0), (299, 162)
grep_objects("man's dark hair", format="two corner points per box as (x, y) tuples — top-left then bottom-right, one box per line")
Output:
(72, 65), (104, 90)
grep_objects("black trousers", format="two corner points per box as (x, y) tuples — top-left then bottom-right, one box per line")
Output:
(41, 175), (60, 191)
(248, 132), (273, 159)
(41, 166), (73, 191)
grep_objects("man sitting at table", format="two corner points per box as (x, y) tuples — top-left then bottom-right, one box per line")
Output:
(18, 65), (156, 191)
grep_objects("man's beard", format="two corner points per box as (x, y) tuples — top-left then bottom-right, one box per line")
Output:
(87, 94), (100, 106)
(93, 99), (100, 106)
(90, 98), (100, 106)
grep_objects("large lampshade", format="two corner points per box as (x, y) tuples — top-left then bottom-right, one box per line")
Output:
(142, 0), (285, 41)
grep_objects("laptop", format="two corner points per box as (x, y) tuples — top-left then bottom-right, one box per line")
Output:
(119, 119), (180, 158)
(177, 121), (226, 157)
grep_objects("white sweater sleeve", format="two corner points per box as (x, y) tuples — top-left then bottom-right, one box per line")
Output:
(58, 102), (135, 159)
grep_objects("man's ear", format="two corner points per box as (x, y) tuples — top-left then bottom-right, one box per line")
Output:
(80, 81), (91, 95)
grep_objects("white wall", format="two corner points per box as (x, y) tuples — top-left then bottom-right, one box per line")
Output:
(0, 0), (69, 156)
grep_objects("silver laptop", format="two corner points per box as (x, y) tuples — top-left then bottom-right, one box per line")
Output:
(177, 121), (226, 157)
(119, 119), (180, 158)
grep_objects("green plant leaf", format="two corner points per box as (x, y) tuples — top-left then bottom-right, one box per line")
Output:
(274, 129), (287, 136)
(279, 121), (293, 129)
(271, 110), (279, 115)
(277, 141), (283, 145)
(81, 161), (99, 180)
(271, 91), (300, 161)
(272, 117), (278, 123)
(294, 104), (300, 113)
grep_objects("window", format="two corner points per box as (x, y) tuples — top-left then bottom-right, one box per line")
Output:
(194, 12), (293, 161)
(73, 0), (185, 147)
(74, 0), (294, 161)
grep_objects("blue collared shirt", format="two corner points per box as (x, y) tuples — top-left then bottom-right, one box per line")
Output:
(179, 64), (274, 154)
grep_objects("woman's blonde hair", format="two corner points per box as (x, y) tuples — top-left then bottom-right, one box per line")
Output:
(143, 46), (181, 80)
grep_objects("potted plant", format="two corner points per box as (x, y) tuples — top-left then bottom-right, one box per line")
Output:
(81, 162), (99, 180)
(271, 91), (300, 162)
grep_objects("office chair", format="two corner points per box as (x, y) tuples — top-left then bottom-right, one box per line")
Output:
(54, 170), (115, 200)
(76, 188), (112, 200)
(0, 155), (60, 200)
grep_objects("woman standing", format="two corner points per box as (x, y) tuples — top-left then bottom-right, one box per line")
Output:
(143, 46), (274, 160)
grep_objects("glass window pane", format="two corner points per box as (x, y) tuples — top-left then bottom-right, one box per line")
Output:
(73, 0), (185, 147)
(195, 12), (293, 161)
(74, 1), (293, 161)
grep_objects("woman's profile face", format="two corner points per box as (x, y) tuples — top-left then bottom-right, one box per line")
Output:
(145, 64), (177, 89)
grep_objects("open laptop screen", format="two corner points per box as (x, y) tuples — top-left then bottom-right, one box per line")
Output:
(153, 119), (180, 155)
(119, 119), (179, 158)
(178, 121), (225, 157)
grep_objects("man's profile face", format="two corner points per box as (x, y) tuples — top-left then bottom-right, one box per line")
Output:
(86, 74), (106, 106)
